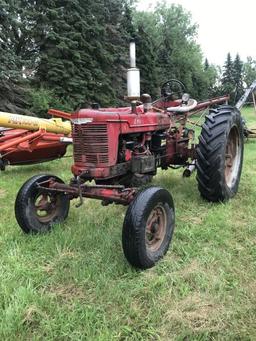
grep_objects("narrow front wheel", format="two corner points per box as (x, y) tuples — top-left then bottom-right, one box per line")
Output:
(122, 187), (175, 269)
(15, 174), (70, 233)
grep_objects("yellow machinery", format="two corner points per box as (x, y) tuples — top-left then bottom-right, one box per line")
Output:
(0, 111), (71, 135)
(0, 109), (72, 170)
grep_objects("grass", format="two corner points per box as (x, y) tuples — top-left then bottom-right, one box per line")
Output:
(0, 107), (255, 340)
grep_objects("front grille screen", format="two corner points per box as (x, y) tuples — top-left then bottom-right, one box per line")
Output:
(72, 123), (109, 165)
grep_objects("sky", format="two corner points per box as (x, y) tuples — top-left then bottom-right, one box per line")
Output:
(136, 0), (256, 66)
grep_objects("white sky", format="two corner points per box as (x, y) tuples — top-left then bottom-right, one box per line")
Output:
(136, 0), (256, 66)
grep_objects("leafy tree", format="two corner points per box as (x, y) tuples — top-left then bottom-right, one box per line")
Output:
(135, 24), (159, 98)
(140, 3), (209, 100)
(204, 62), (221, 97)
(155, 4), (198, 83)
(243, 57), (256, 87)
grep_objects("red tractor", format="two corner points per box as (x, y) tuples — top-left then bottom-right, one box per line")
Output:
(14, 43), (244, 269)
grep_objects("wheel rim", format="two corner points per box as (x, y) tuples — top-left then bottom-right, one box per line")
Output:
(225, 126), (242, 188)
(145, 204), (167, 252)
(33, 192), (61, 223)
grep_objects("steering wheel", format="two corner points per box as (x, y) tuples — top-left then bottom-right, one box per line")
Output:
(161, 79), (186, 99)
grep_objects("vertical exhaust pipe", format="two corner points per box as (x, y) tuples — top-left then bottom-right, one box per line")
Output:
(127, 40), (140, 101)
(129, 40), (136, 68)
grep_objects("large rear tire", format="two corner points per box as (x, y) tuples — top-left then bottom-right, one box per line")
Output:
(15, 174), (70, 233)
(196, 105), (244, 202)
(122, 187), (175, 269)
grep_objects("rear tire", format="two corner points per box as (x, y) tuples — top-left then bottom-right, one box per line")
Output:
(15, 174), (70, 233)
(122, 187), (175, 269)
(196, 105), (244, 202)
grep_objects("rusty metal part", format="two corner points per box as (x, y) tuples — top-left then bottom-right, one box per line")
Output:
(225, 126), (242, 188)
(47, 109), (72, 120)
(34, 193), (62, 223)
(0, 129), (43, 152)
(145, 204), (167, 252)
(37, 178), (137, 206)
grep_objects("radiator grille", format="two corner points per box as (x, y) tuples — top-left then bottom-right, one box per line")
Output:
(72, 123), (109, 165)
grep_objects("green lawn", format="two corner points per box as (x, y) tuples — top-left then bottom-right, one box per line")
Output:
(0, 107), (255, 340)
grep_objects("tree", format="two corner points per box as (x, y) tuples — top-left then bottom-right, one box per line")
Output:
(0, 0), (31, 114)
(148, 3), (209, 99)
(29, 0), (134, 108)
(221, 53), (234, 95)
(96, 0), (135, 105)
(233, 54), (244, 103)
(243, 57), (256, 87)
(204, 62), (221, 97)
(31, 0), (100, 107)
(135, 23), (159, 98)
(204, 58), (209, 70)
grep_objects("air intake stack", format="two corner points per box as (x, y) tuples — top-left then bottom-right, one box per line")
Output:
(127, 40), (140, 101)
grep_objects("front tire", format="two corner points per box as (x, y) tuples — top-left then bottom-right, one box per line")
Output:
(15, 174), (70, 233)
(196, 105), (244, 202)
(122, 187), (175, 269)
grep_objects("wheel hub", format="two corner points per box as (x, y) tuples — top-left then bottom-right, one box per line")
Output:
(145, 204), (167, 252)
(34, 193), (61, 223)
(225, 126), (242, 188)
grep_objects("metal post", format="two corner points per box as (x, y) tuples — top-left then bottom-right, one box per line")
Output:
(252, 91), (256, 114)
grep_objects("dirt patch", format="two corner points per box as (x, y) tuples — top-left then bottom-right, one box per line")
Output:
(0, 189), (6, 198)
(41, 250), (78, 274)
(176, 260), (202, 277)
(22, 305), (47, 327)
(41, 284), (86, 303)
(160, 292), (226, 338)
(243, 280), (256, 301)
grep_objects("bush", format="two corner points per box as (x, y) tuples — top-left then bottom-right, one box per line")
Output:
(28, 88), (73, 118)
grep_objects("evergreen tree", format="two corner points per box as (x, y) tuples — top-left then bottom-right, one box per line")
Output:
(0, 0), (31, 114)
(30, 0), (134, 108)
(32, 0), (100, 107)
(233, 53), (244, 103)
(97, 0), (135, 105)
(1, 0), (242, 114)
(204, 58), (209, 70)
(221, 53), (234, 95)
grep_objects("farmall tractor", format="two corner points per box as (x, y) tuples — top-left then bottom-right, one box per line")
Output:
(14, 42), (244, 269)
